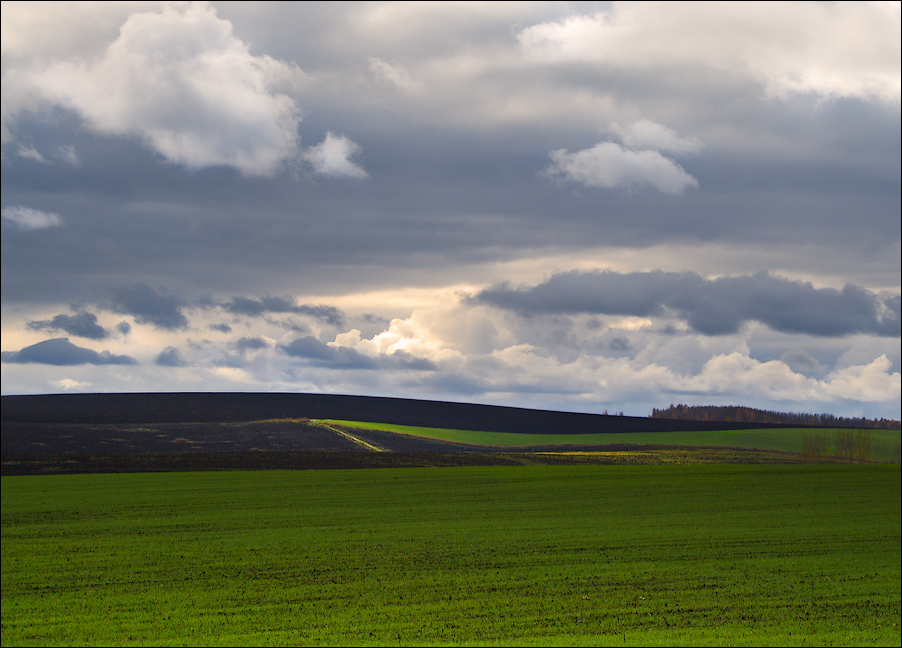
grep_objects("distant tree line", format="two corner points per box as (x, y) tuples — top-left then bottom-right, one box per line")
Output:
(650, 404), (901, 430)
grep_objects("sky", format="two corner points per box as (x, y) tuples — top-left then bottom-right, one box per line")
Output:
(1, 1), (900, 419)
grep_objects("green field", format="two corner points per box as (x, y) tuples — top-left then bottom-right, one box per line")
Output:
(2, 465), (900, 646)
(327, 419), (902, 458)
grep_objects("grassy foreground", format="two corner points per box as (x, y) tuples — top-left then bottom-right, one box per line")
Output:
(2, 465), (900, 646)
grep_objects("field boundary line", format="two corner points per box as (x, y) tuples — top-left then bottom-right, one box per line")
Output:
(311, 421), (389, 452)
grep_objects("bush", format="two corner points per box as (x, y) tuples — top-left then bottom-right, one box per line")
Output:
(800, 433), (829, 458)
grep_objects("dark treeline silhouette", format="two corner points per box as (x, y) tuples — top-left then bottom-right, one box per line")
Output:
(651, 404), (900, 430)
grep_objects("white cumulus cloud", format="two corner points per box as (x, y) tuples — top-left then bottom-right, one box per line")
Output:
(303, 132), (368, 179)
(546, 120), (701, 194)
(518, 2), (901, 104)
(23, 2), (303, 176)
(546, 141), (698, 194)
(608, 120), (703, 155)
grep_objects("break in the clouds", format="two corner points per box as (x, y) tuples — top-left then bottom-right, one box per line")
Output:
(1, 2), (899, 420)
(2, 338), (137, 366)
(475, 271), (900, 338)
(1, 206), (62, 230)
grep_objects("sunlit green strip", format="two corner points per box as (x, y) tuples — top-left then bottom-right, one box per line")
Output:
(325, 419), (901, 454)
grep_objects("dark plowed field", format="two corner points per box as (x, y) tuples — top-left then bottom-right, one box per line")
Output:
(1, 420), (486, 455)
(2, 393), (819, 475)
(2, 419), (815, 475)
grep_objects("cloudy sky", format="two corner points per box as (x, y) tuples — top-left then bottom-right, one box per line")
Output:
(2, 1), (900, 419)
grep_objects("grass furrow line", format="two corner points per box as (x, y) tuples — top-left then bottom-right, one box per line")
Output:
(313, 421), (389, 452)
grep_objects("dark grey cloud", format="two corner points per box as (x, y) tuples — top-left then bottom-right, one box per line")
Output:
(155, 347), (188, 367)
(210, 323), (232, 333)
(236, 336), (269, 350)
(222, 297), (345, 326)
(0, 96), (896, 307)
(109, 284), (188, 330)
(279, 336), (377, 369)
(1, 338), (137, 366)
(385, 351), (438, 371)
(475, 271), (901, 337)
(116, 321), (132, 336)
(780, 349), (823, 374)
(607, 337), (632, 353)
(27, 311), (109, 340)
(278, 336), (436, 371)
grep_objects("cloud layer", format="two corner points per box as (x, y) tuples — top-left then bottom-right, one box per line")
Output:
(1, 2), (898, 420)
(518, 2), (901, 103)
(475, 271), (900, 337)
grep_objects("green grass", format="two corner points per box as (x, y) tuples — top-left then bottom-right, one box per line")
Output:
(326, 419), (901, 456)
(2, 465), (900, 646)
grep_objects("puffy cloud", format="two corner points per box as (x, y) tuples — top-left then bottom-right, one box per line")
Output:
(1, 338), (137, 366)
(1, 206), (62, 230)
(303, 132), (368, 179)
(545, 141), (698, 194)
(518, 2), (901, 104)
(822, 355), (901, 402)
(545, 120), (701, 194)
(608, 120), (703, 155)
(470, 343), (899, 414)
(27, 311), (109, 340)
(475, 270), (901, 337)
(22, 2), (302, 176)
(331, 318), (466, 368)
(109, 284), (188, 330)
